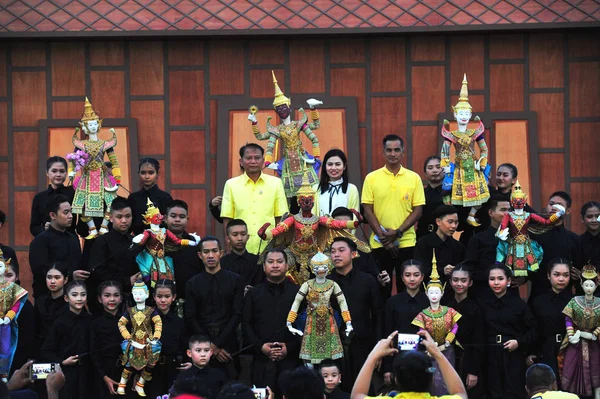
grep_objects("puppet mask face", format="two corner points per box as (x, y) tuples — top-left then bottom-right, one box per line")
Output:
(0, 261), (5, 277)
(275, 104), (291, 119)
(582, 279), (598, 296)
(132, 287), (149, 304)
(84, 119), (99, 134)
(311, 264), (329, 278)
(297, 195), (314, 212)
(454, 109), (472, 126)
(512, 197), (526, 210)
(427, 286), (442, 305)
(149, 214), (164, 225)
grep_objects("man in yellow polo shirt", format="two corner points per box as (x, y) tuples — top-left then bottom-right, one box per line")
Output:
(221, 143), (288, 255)
(362, 134), (425, 294)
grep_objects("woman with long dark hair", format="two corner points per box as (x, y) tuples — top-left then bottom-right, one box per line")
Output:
(315, 149), (359, 217)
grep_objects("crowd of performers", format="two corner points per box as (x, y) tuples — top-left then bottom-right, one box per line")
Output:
(0, 72), (599, 399)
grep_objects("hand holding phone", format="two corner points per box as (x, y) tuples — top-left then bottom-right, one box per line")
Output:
(29, 363), (58, 380)
(396, 333), (423, 351)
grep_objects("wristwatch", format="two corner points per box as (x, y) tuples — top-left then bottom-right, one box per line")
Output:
(396, 229), (403, 239)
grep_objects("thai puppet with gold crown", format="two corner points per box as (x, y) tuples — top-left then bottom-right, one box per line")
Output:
(117, 280), (162, 397)
(0, 250), (28, 382)
(286, 252), (353, 365)
(559, 262), (600, 398)
(412, 250), (461, 396)
(495, 181), (565, 277)
(441, 74), (491, 226)
(248, 71), (322, 202)
(257, 170), (370, 286)
(68, 97), (122, 239)
(132, 198), (200, 288)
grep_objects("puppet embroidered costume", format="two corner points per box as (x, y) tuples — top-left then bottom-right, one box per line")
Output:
(68, 97), (122, 239)
(412, 251), (461, 395)
(286, 252), (353, 364)
(0, 250), (27, 382)
(441, 74), (490, 226)
(559, 263), (600, 398)
(117, 281), (163, 397)
(248, 71), (322, 200)
(258, 172), (368, 285)
(132, 199), (199, 288)
(496, 181), (565, 277)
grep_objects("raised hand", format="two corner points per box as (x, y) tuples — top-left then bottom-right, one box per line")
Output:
(257, 223), (271, 240)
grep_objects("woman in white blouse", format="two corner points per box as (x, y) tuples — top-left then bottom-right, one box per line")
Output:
(315, 149), (360, 216)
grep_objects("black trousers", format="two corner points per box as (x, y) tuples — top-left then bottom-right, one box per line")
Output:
(372, 247), (414, 295)
(486, 342), (526, 399)
(455, 347), (486, 399)
(340, 336), (375, 393)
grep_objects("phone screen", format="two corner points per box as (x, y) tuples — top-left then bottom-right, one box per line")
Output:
(252, 388), (267, 399)
(30, 363), (56, 380)
(396, 333), (422, 351)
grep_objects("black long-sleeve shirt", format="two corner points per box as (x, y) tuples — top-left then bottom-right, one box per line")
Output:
(41, 310), (92, 363)
(184, 268), (243, 350)
(466, 226), (498, 294)
(579, 231), (600, 268)
(90, 311), (123, 379)
(242, 279), (300, 356)
(221, 251), (264, 287)
(444, 296), (485, 377)
(89, 228), (139, 291)
(34, 293), (68, 350)
(384, 291), (429, 336)
(414, 232), (465, 283)
(329, 267), (383, 339)
(383, 290), (429, 373)
(353, 249), (380, 279)
(128, 185), (172, 235)
(530, 289), (573, 364)
(172, 365), (227, 399)
(160, 310), (188, 357)
(530, 225), (580, 298)
(478, 292), (537, 348)
(209, 202), (223, 224)
(418, 184), (444, 239)
(168, 231), (204, 298)
(29, 226), (82, 298)
(30, 185), (76, 237)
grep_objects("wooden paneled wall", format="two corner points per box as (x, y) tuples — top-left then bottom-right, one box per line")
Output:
(0, 31), (598, 292)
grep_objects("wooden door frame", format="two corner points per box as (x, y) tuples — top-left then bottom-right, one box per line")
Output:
(38, 118), (139, 193)
(216, 96), (361, 195)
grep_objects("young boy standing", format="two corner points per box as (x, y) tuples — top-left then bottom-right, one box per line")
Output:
(221, 219), (264, 293)
(319, 359), (349, 399)
(171, 335), (227, 399)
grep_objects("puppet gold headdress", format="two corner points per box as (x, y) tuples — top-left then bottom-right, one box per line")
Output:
(272, 70), (291, 108)
(452, 74), (472, 113)
(142, 198), (161, 224)
(425, 249), (445, 291)
(582, 261), (599, 281)
(0, 248), (10, 266)
(296, 168), (316, 197)
(310, 251), (332, 274)
(81, 97), (101, 123)
(511, 180), (528, 202)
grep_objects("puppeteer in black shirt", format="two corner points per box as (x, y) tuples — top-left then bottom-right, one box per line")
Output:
(329, 267), (383, 340)
(29, 226), (82, 298)
(30, 185), (76, 237)
(221, 250), (264, 288)
(89, 228), (139, 292)
(184, 269), (244, 352)
(414, 232), (465, 283)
